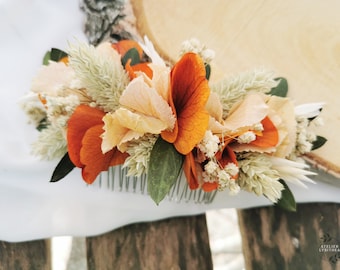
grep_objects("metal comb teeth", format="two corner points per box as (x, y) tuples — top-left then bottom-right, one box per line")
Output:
(94, 165), (218, 204)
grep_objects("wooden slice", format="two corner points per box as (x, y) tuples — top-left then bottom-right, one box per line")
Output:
(132, 0), (340, 178)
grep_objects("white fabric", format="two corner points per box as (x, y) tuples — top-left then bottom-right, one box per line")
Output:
(0, 0), (339, 242)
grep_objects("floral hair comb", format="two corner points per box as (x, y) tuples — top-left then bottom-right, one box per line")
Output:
(21, 37), (326, 210)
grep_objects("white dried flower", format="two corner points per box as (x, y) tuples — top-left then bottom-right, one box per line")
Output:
(253, 123), (264, 131)
(210, 69), (277, 118)
(216, 168), (240, 195)
(290, 115), (318, 157)
(20, 93), (46, 127)
(270, 157), (316, 188)
(180, 38), (215, 64)
(68, 41), (129, 112)
(238, 153), (283, 203)
(228, 181), (241, 195)
(224, 162), (239, 177)
(31, 124), (67, 160)
(139, 36), (165, 67)
(197, 130), (220, 158)
(45, 95), (80, 127)
(123, 134), (158, 176)
(237, 131), (256, 144)
(204, 160), (219, 174)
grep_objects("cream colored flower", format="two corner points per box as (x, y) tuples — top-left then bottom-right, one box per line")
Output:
(102, 67), (175, 153)
(265, 95), (296, 158)
(31, 61), (75, 96)
(207, 92), (270, 144)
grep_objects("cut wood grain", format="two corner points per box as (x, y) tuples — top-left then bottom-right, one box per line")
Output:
(238, 204), (340, 270)
(0, 240), (51, 270)
(132, 0), (340, 178)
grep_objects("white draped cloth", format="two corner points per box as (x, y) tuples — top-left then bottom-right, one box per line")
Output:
(1, 0), (339, 242)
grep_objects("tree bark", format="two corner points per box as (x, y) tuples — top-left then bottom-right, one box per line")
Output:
(0, 239), (51, 270)
(86, 214), (213, 270)
(238, 203), (340, 270)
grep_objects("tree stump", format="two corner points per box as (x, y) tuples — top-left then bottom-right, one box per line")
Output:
(0, 240), (51, 270)
(86, 214), (213, 270)
(238, 203), (340, 270)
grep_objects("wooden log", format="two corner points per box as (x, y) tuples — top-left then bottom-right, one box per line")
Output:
(86, 214), (213, 270)
(238, 203), (340, 270)
(0, 239), (51, 270)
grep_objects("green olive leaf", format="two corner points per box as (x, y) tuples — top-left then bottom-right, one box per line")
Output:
(147, 137), (184, 205)
(43, 48), (68, 65)
(50, 152), (75, 182)
(275, 179), (296, 212)
(121, 48), (141, 67)
(312, 135), (327, 150)
(269, 77), (288, 97)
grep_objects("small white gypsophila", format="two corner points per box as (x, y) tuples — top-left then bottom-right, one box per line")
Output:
(180, 38), (215, 64)
(228, 181), (241, 195)
(224, 162), (239, 177)
(291, 115), (317, 157)
(197, 130), (220, 158)
(216, 169), (231, 187)
(123, 134), (158, 176)
(237, 153), (283, 203)
(204, 160), (219, 175)
(202, 158), (240, 194)
(45, 95), (80, 128)
(253, 123), (264, 131)
(237, 131), (256, 144)
(216, 167), (240, 195)
(202, 158), (221, 183)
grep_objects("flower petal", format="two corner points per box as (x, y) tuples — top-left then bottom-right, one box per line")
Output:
(125, 60), (153, 80)
(111, 40), (143, 59)
(183, 151), (200, 189)
(162, 53), (210, 155)
(266, 95), (296, 157)
(119, 76), (175, 130)
(216, 145), (238, 170)
(231, 117), (279, 153)
(202, 182), (219, 192)
(81, 124), (127, 184)
(250, 116), (279, 148)
(223, 92), (268, 131)
(102, 108), (170, 153)
(206, 92), (223, 122)
(67, 105), (105, 167)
